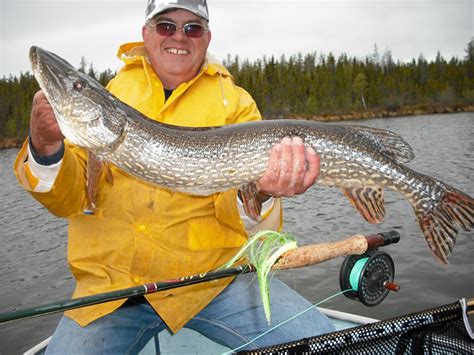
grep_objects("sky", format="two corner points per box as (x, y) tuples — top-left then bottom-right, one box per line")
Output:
(1, 0), (473, 77)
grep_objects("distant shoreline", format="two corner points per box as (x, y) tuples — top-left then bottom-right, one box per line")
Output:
(0, 138), (23, 150)
(1, 103), (473, 150)
(268, 103), (474, 122)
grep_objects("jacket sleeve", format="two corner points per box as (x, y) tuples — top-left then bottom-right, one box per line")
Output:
(13, 139), (89, 218)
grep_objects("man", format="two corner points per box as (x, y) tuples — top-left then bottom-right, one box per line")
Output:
(14, 0), (335, 352)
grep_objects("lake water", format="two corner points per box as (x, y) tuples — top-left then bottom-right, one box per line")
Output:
(0, 113), (473, 354)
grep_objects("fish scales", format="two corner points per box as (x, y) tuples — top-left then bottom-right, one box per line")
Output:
(107, 119), (385, 195)
(29, 46), (474, 264)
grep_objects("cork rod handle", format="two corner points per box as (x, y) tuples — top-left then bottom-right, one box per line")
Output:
(273, 235), (369, 270)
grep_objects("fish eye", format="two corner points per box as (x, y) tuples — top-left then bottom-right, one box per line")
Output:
(73, 80), (86, 92)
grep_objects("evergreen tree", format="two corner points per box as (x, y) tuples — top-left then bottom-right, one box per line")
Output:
(353, 73), (368, 109)
(78, 57), (88, 73)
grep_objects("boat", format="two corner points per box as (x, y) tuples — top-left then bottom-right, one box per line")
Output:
(24, 307), (379, 354)
(23, 299), (474, 354)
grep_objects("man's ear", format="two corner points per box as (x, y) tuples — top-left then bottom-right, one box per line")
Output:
(207, 30), (212, 44)
(142, 25), (150, 42)
(204, 29), (212, 48)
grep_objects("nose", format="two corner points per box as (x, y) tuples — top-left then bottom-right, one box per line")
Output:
(171, 27), (187, 41)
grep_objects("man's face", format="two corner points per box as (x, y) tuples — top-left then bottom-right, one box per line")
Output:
(142, 9), (211, 88)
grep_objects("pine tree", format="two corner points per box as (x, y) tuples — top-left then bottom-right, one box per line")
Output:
(353, 73), (368, 109)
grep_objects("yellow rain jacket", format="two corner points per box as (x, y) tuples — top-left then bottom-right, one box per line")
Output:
(14, 43), (282, 332)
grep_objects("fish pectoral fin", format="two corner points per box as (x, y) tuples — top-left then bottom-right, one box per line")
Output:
(86, 153), (101, 212)
(86, 153), (114, 212)
(104, 162), (114, 186)
(342, 186), (386, 224)
(239, 182), (263, 222)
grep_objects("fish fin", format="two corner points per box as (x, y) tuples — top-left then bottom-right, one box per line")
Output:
(342, 186), (386, 224)
(104, 162), (114, 186)
(239, 183), (263, 221)
(86, 152), (104, 213)
(416, 189), (474, 265)
(346, 125), (415, 163)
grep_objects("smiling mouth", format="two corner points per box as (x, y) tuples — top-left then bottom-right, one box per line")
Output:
(166, 48), (190, 55)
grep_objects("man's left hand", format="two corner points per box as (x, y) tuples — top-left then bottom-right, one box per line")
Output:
(256, 136), (320, 198)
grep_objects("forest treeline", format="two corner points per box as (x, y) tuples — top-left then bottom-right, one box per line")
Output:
(223, 40), (474, 119)
(1, 40), (473, 144)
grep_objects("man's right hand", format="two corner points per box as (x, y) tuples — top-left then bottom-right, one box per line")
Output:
(29, 90), (64, 156)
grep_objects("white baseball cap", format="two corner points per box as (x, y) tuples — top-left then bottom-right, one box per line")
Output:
(145, 0), (209, 22)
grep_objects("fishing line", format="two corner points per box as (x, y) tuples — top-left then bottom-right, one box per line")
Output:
(349, 257), (369, 291)
(223, 288), (354, 354)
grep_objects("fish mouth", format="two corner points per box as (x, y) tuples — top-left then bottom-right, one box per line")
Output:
(29, 46), (39, 68)
(30, 46), (74, 75)
(29, 46), (75, 100)
(29, 46), (44, 86)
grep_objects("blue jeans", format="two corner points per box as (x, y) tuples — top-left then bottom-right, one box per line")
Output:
(45, 275), (335, 354)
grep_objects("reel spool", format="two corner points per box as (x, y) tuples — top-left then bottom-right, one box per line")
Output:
(339, 251), (398, 306)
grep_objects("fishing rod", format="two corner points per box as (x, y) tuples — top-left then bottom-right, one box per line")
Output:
(0, 231), (400, 324)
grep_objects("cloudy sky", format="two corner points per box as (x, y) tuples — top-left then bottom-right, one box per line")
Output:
(1, 0), (472, 77)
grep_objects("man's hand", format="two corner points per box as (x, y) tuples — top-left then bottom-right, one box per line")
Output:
(256, 137), (320, 198)
(29, 90), (64, 156)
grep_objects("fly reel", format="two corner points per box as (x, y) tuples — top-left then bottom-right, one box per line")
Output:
(339, 250), (398, 306)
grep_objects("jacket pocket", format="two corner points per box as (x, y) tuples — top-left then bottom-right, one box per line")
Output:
(187, 216), (247, 251)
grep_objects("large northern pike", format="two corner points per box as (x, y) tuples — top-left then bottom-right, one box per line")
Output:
(29, 46), (473, 264)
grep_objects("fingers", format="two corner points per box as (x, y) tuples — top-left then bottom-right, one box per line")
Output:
(265, 142), (282, 187)
(257, 136), (320, 197)
(30, 90), (64, 155)
(33, 89), (48, 104)
(278, 137), (294, 192)
(32, 90), (54, 116)
(289, 137), (306, 192)
(301, 147), (319, 192)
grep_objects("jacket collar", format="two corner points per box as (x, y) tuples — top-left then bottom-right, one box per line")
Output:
(116, 42), (231, 78)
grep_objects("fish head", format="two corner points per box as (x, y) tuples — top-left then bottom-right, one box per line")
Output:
(30, 46), (125, 149)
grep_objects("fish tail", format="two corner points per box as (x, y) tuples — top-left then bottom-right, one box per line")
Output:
(415, 186), (474, 264)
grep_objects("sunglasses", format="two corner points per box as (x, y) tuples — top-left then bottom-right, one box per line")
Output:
(151, 21), (209, 38)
